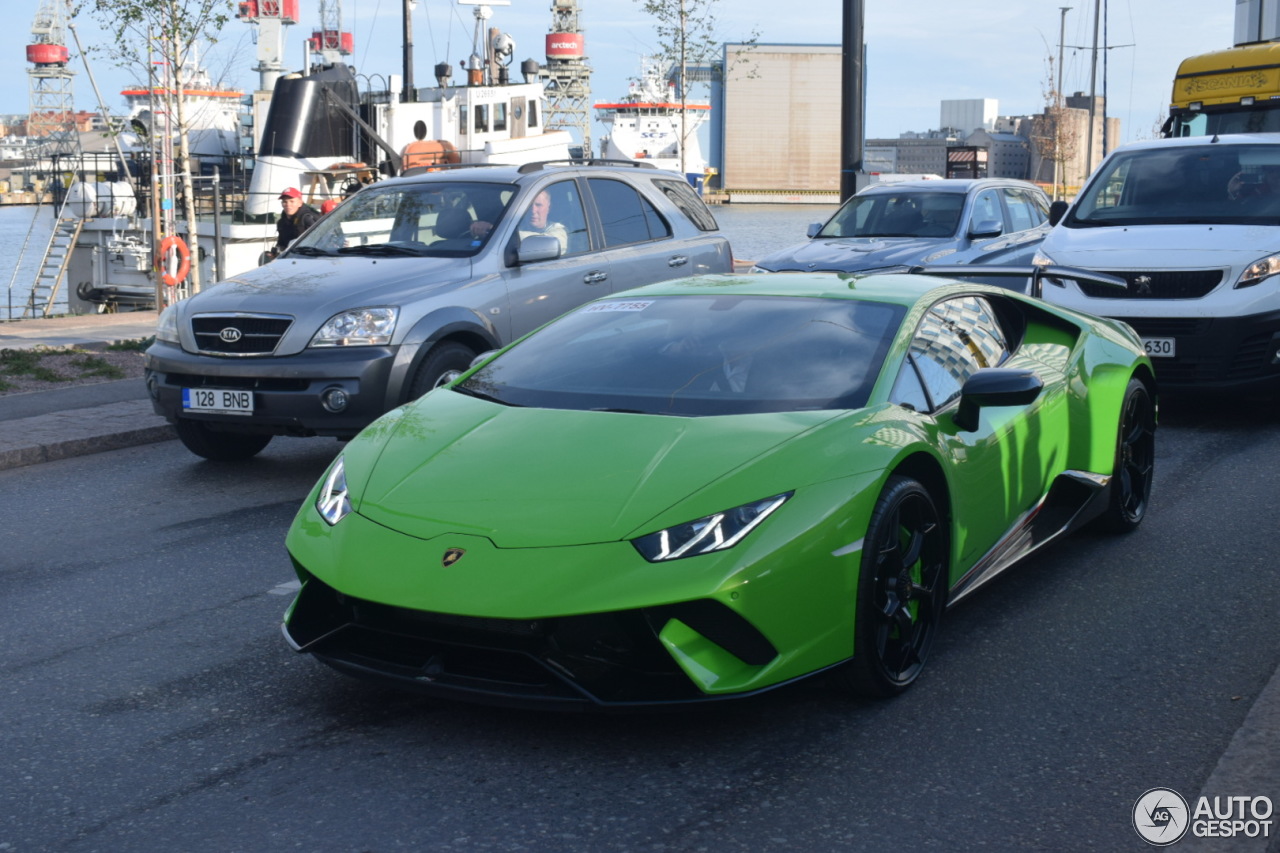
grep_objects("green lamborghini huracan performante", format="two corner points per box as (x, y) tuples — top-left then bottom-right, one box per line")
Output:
(282, 272), (1156, 709)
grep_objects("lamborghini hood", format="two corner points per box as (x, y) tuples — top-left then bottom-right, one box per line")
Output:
(355, 392), (843, 547)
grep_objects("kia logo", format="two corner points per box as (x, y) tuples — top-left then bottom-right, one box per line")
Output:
(219, 327), (243, 343)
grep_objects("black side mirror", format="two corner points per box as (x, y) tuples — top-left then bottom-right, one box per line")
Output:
(1049, 200), (1069, 226)
(954, 368), (1043, 432)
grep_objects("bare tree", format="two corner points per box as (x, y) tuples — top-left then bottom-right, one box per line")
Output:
(86, 0), (234, 297)
(1031, 53), (1080, 202)
(636, 0), (758, 175)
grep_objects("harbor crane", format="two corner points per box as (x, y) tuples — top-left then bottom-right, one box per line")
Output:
(26, 0), (79, 161)
(538, 0), (593, 157)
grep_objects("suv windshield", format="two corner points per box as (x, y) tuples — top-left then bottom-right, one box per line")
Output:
(819, 191), (965, 239)
(456, 294), (905, 416)
(1068, 143), (1280, 227)
(295, 181), (516, 257)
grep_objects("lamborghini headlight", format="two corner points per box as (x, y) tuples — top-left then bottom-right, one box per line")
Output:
(632, 492), (792, 562)
(316, 456), (352, 526)
(310, 307), (399, 347)
(1237, 253), (1280, 288)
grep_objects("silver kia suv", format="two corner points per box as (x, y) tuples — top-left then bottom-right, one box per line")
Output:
(145, 161), (733, 459)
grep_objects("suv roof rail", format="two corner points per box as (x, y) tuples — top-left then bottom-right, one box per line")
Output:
(399, 162), (507, 178)
(517, 158), (660, 174)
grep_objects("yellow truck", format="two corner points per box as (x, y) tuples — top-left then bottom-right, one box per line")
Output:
(1165, 42), (1280, 136)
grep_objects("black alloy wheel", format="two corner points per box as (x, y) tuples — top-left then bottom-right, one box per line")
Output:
(1097, 376), (1156, 533)
(838, 475), (947, 698)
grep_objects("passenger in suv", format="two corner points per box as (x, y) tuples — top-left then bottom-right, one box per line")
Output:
(145, 161), (733, 460)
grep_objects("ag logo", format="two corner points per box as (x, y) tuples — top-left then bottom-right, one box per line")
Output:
(1133, 787), (1190, 846)
(441, 548), (466, 567)
(219, 327), (243, 343)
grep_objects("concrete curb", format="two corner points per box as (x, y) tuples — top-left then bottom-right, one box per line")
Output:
(0, 399), (175, 471)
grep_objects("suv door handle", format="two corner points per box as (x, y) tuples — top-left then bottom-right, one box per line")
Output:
(584, 270), (608, 284)
(668, 255), (689, 267)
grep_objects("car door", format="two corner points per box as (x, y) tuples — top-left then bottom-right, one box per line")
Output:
(501, 178), (611, 338)
(891, 294), (1067, 567)
(584, 177), (696, 293)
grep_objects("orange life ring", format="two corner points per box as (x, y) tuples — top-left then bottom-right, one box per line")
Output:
(157, 235), (191, 287)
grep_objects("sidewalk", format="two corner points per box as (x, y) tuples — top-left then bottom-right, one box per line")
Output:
(0, 311), (174, 471)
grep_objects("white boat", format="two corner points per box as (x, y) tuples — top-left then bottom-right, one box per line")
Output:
(49, 0), (572, 313)
(594, 56), (709, 185)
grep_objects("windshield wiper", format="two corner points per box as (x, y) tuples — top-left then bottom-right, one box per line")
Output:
(1067, 219), (1123, 228)
(336, 243), (425, 256)
(287, 246), (334, 256)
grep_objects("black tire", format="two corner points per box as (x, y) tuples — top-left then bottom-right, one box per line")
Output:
(407, 341), (476, 399)
(1095, 376), (1156, 533)
(174, 418), (272, 461)
(836, 475), (948, 698)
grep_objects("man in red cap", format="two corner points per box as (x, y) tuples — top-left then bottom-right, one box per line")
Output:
(269, 187), (320, 259)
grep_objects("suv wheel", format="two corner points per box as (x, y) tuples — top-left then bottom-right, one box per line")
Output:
(408, 342), (476, 399)
(174, 418), (273, 461)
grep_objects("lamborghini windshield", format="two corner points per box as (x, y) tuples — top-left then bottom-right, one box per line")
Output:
(455, 294), (906, 416)
(293, 181), (516, 257)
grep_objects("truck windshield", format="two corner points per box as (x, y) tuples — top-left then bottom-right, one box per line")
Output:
(295, 181), (516, 257)
(1168, 106), (1280, 138)
(1067, 143), (1280, 227)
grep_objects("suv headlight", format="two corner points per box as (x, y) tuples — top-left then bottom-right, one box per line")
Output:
(1031, 248), (1056, 266)
(310, 307), (399, 347)
(1237, 253), (1280, 288)
(316, 456), (352, 525)
(155, 305), (180, 343)
(632, 493), (792, 562)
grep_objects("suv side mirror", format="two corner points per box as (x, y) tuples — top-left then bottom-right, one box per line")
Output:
(806, 222), (823, 238)
(1049, 200), (1069, 226)
(516, 234), (563, 264)
(969, 218), (1004, 239)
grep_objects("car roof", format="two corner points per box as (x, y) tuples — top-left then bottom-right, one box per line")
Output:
(1110, 132), (1280, 153)
(607, 271), (1002, 307)
(858, 178), (1041, 195)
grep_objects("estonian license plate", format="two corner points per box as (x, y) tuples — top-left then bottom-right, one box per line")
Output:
(1142, 337), (1176, 358)
(183, 388), (254, 415)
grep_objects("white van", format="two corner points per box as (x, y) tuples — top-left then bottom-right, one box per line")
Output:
(1034, 133), (1280, 390)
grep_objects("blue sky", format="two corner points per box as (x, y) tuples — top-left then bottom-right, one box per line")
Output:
(0, 0), (1232, 147)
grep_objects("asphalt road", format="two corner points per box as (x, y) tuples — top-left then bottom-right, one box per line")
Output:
(3, 393), (1279, 852)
